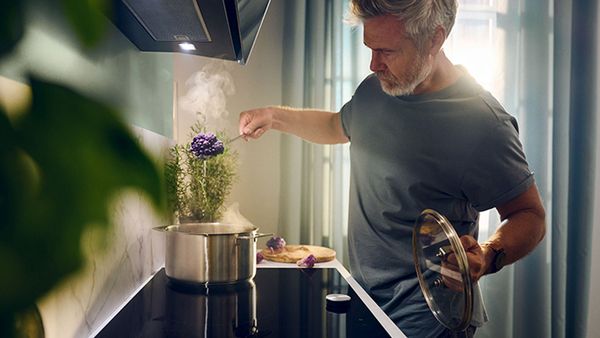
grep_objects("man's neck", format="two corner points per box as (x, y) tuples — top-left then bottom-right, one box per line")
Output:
(412, 51), (460, 95)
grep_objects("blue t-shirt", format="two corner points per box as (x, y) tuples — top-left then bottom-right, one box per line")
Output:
(339, 73), (534, 337)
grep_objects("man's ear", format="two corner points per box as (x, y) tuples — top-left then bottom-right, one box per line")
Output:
(429, 26), (446, 55)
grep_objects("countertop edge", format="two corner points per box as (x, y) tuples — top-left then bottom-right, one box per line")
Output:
(87, 268), (161, 338)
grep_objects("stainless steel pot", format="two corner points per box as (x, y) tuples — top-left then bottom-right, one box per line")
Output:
(153, 223), (272, 285)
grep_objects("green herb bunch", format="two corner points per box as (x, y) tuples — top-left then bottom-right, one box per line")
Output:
(165, 122), (237, 222)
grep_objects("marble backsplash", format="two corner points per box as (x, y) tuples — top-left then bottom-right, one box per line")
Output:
(37, 126), (172, 338)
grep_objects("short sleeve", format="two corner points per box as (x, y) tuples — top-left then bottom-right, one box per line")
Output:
(460, 117), (534, 211)
(339, 99), (353, 140)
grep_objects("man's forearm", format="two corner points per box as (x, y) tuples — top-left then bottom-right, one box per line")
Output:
(271, 106), (349, 144)
(484, 184), (546, 274)
(483, 210), (546, 269)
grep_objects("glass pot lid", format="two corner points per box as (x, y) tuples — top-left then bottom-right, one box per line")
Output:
(412, 209), (473, 332)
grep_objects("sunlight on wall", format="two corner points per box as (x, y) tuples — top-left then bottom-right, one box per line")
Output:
(445, 2), (500, 94)
(446, 47), (497, 91)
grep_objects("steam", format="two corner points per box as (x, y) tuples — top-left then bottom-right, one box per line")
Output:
(221, 202), (256, 230)
(179, 62), (235, 131)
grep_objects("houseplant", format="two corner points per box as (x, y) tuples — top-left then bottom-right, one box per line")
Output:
(165, 122), (238, 223)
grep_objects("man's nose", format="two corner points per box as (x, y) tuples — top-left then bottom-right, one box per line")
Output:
(370, 51), (385, 72)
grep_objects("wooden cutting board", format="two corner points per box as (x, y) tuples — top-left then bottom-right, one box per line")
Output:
(260, 245), (336, 263)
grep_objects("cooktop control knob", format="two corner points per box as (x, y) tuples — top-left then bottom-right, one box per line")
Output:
(326, 293), (351, 313)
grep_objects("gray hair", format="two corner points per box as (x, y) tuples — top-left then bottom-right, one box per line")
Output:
(348, 0), (458, 51)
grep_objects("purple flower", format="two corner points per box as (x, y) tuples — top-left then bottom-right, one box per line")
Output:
(256, 252), (264, 264)
(297, 254), (317, 268)
(189, 132), (224, 159)
(266, 236), (286, 253)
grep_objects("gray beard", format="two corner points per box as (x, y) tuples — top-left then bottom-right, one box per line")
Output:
(377, 58), (432, 96)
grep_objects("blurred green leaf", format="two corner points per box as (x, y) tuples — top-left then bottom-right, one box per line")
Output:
(1, 1), (167, 337)
(59, 0), (111, 48)
(0, 1), (25, 57)
(0, 76), (166, 336)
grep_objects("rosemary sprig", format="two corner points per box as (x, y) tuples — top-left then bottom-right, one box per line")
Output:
(165, 122), (237, 222)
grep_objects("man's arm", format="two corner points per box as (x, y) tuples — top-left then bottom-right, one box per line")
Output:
(460, 184), (546, 282)
(239, 106), (349, 144)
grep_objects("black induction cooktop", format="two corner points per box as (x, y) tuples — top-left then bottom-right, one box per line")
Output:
(95, 267), (391, 338)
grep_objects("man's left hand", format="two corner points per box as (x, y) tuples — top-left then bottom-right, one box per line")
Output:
(457, 235), (489, 283)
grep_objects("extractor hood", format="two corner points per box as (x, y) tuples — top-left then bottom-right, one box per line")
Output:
(109, 0), (271, 64)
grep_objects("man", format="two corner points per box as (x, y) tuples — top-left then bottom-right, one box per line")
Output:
(239, 0), (546, 337)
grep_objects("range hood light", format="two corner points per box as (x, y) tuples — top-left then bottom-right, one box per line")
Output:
(179, 42), (197, 51)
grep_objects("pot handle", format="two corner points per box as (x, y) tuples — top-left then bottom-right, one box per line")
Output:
(236, 232), (274, 241)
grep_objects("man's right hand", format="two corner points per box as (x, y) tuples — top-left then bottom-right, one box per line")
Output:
(238, 106), (349, 145)
(239, 107), (275, 140)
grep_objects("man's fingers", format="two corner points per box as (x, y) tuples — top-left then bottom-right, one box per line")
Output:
(239, 109), (271, 139)
(440, 267), (464, 292)
(239, 112), (255, 135)
(460, 235), (479, 251)
(250, 128), (264, 138)
(457, 235), (489, 282)
(446, 252), (458, 265)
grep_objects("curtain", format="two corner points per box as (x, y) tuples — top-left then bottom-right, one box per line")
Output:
(469, 1), (599, 337)
(278, 0), (599, 336)
(279, 0), (357, 265)
(560, 1), (598, 337)
(467, 1), (553, 336)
